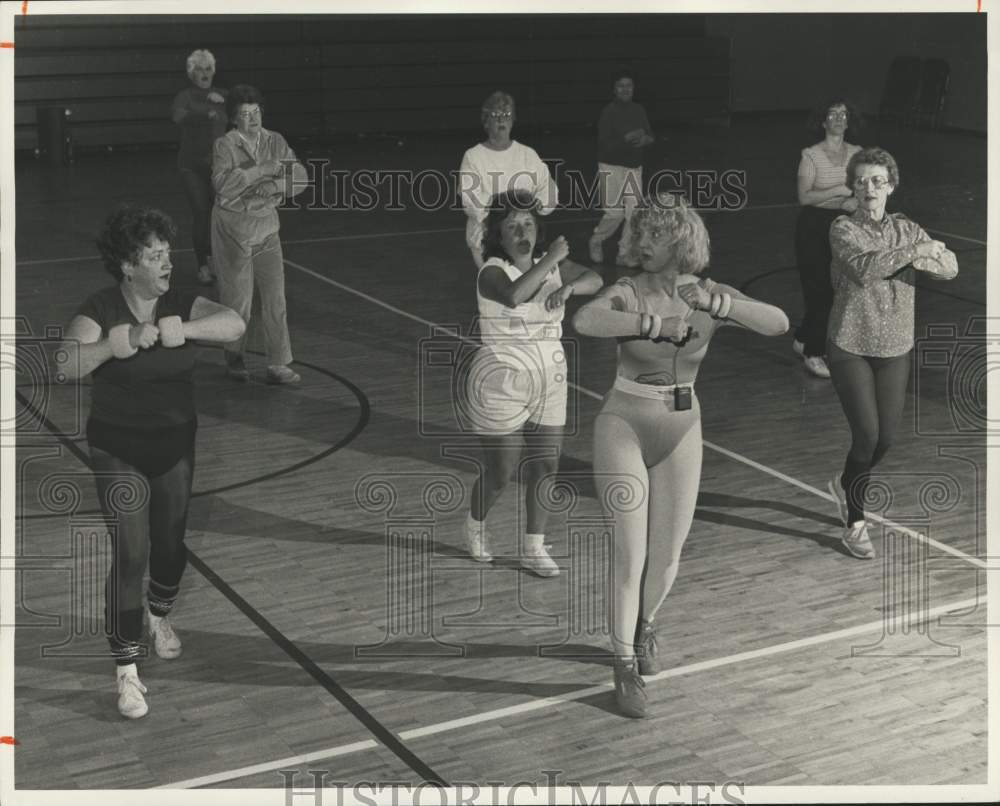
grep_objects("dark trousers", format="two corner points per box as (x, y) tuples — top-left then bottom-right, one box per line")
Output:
(794, 206), (842, 357)
(90, 432), (195, 665)
(828, 341), (911, 525)
(180, 165), (214, 267)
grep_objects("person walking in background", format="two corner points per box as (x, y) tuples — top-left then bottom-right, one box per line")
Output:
(588, 71), (655, 270)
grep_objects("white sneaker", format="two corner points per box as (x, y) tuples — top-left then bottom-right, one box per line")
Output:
(520, 535), (559, 577)
(116, 665), (149, 719)
(588, 237), (603, 264)
(792, 339), (805, 356)
(842, 521), (876, 560)
(803, 355), (831, 378)
(465, 516), (493, 563)
(148, 610), (182, 659)
(827, 474), (849, 527)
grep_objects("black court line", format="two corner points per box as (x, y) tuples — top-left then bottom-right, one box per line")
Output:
(17, 352), (371, 521)
(186, 552), (447, 787)
(14, 393), (448, 786)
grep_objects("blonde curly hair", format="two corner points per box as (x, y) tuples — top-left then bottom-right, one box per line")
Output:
(626, 193), (710, 274)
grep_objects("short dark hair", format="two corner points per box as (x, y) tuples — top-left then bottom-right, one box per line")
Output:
(482, 190), (545, 262)
(807, 97), (864, 138)
(846, 146), (900, 189)
(95, 204), (177, 281)
(227, 83), (264, 124)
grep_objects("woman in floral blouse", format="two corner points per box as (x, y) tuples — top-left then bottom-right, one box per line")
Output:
(826, 146), (957, 559)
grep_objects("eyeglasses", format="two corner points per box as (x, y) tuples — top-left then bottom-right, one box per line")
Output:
(237, 107), (262, 120)
(854, 176), (891, 189)
(484, 111), (513, 121)
(826, 110), (849, 120)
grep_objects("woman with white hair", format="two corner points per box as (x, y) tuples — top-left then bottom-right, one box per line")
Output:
(458, 91), (558, 269)
(171, 49), (227, 286)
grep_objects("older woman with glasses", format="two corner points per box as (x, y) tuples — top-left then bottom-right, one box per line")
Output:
(793, 99), (863, 378)
(211, 84), (309, 384)
(826, 146), (957, 560)
(171, 49), (227, 286)
(458, 91), (559, 269)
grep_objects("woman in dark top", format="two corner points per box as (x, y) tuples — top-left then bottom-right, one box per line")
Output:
(171, 49), (228, 286)
(61, 205), (244, 719)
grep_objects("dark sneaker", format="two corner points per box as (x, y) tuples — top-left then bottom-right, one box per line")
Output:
(612, 656), (648, 718)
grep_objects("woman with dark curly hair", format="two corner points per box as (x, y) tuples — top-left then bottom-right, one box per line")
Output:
(60, 204), (245, 719)
(461, 190), (601, 576)
(793, 98), (863, 378)
(211, 83), (309, 384)
(573, 194), (788, 718)
(826, 147), (957, 559)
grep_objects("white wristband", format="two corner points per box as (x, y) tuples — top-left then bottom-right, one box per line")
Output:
(109, 324), (138, 359)
(717, 293), (733, 319)
(647, 313), (663, 341)
(158, 316), (185, 348)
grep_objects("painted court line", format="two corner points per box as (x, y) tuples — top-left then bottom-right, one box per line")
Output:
(283, 257), (985, 573)
(161, 595), (979, 789)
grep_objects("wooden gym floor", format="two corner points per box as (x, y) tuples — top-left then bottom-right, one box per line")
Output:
(9, 116), (990, 791)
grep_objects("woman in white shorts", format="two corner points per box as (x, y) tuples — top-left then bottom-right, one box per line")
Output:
(463, 190), (601, 576)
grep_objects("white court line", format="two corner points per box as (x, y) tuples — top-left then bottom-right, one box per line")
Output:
(283, 256), (986, 572)
(160, 595), (981, 789)
(705, 441), (989, 570)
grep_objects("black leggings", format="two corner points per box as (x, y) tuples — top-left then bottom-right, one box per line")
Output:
(794, 206), (841, 357)
(88, 422), (196, 665)
(828, 342), (911, 525)
(180, 164), (214, 267)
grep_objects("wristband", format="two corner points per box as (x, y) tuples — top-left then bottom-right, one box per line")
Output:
(109, 324), (138, 359)
(709, 294), (722, 317)
(639, 313), (650, 338)
(158, 316), (185, 348)
(647, 313), (663, 341)
(716, 293), (733, 320)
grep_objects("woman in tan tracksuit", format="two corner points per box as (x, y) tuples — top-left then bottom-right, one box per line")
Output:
(211, 83), (309, 384)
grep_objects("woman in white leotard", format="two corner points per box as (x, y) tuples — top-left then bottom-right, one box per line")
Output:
(573, 194), (789, 718)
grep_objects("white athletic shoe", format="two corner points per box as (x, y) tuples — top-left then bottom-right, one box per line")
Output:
(520, 535), (559, 577)
(792, 339), (805, 356)
(116, 665), (149, 719)
(803, 355), (831, 378)
(465, 516), (493, 563)
(148, 610), (182, 659)
(842, 521), (876, 560)
(827, 474), (849, 527)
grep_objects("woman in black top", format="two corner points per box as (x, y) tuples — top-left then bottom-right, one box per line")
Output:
(61, 205), (244, 719)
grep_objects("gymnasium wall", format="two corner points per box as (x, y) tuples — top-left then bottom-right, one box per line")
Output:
(12, 14), (732, 153)
(705, 13), (987, 133)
